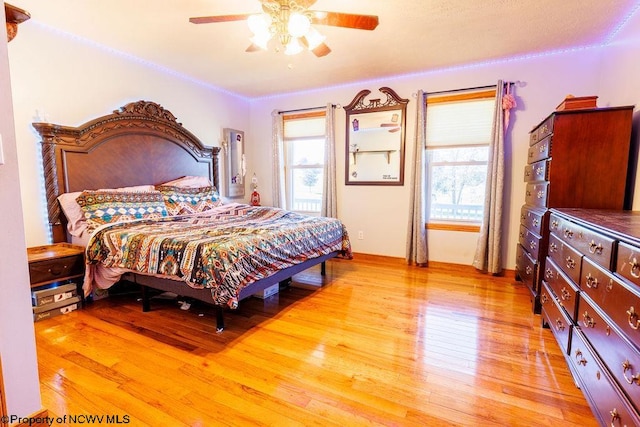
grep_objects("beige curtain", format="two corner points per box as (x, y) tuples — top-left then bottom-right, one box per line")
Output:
(321, 104), (337, 218)
(472, 80), (515, 274)
(271, 110), (286, 208)
(406, 90), (428, 266)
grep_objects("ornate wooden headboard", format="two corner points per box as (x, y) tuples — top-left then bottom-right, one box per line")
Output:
(32, 100), (221, 242)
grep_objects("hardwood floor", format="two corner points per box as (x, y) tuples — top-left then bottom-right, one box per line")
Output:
(34, 255), (597, 426)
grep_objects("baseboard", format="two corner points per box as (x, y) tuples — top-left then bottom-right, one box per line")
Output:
(346, 252), (516, 277)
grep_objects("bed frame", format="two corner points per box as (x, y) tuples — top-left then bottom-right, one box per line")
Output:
(33, 100), (336, 331)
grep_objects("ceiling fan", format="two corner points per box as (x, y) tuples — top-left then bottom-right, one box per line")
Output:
(189, 0), (379, 57)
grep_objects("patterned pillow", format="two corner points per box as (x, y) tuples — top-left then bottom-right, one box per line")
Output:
(156, 185), (222, 215)
(75, 190), (168, 232)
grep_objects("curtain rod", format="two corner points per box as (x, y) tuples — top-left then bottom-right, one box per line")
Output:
(278, 104), (338, 114)
(421, 81), (519, 97)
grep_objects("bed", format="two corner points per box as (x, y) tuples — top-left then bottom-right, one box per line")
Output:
(33, 100), (351, 331)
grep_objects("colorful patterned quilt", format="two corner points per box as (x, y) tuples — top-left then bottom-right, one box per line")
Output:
(85, 204), (352, 307)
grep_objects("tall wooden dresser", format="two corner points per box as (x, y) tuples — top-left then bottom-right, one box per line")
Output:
(542, 208), (640, 426)
(515, 105), (634, 313)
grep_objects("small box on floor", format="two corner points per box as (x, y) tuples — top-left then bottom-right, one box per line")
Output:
(31, 282), (78, 307)
(33, 295), (81, 322)
(253, 283), (279, 299)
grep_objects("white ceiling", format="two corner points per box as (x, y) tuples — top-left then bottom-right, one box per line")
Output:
(11, 0), (640, 99)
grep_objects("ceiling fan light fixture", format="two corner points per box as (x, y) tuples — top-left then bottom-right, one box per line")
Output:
(247, 13), (271, 35)
(287, 12), (310, 38)
(250, 32), (272, 50)
(284, 37), (303, 55)
(304, 26), (325, 49)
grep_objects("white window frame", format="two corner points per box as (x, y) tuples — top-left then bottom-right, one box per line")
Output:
(425, 88), (496, 231)
(283, 112), (326, 215)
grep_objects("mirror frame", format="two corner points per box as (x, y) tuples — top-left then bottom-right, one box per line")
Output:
(344, 87), (409, 186)
(222, 128), (245, 198)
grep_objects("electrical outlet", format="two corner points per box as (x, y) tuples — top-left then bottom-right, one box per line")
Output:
(358, 230), (364, 240)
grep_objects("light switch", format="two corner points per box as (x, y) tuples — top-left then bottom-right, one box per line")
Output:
(0, 133), (4, 165)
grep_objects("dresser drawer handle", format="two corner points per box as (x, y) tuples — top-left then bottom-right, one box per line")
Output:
(551, 220), (559, 230)
(537, 190), (544, 199)
(610, 408), (620, 426)
(574, 349), (587, 366)
(545, 268), (554, 280)
(48, 266), (64, 276)
(622, 360), (640, 385)
(525, 265), (532, 276)
(540, 293), (549, 305)
(549, 242), (557, 253)
(539, 144), (546, 153)
(565, 256), (576, 270)
(609, 408), (620, 427)
(532, 218), (539, 227)
(627, 306), (640, 330)
(529, 240), (536, 251)
(582, 311), (595, 328)
(585, 273), (599, 289)
(555, 318), (565, 331)
(630, 258), (640, 278)
(560, 287), (571, 301)
(588, 240), (603, 255)
(606, 279), (614, 292)
(563, 228), (573, 239)
(535, 166), (543, 177)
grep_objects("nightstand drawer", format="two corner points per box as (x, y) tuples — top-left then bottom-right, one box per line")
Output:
(29, 254), (84, 286)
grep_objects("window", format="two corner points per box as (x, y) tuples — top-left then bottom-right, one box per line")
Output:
(283, 112), (326, 214)
(426, 88), (496, 226)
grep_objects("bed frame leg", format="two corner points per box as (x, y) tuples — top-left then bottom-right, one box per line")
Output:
(321, 261), (326, 276)
(141, 285), (150, 312)
(216, 306), (225, 333)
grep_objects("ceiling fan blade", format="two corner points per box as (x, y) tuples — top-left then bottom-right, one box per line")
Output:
(310, 11), (379, 30)
(311, 43), (331, 57)
(245, 43), (263, 52)
(189, 14), (252, 24)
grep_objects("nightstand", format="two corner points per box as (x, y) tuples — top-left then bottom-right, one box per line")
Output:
(27, 243), (85, 321)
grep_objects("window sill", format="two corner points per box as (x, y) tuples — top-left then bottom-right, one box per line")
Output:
(426, 223), (480, 233)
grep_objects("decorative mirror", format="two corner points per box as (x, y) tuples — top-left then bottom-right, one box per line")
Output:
(344, 87), (409, 185)
(222, 128), (245, 198)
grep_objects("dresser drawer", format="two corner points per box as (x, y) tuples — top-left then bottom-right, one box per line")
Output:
(581, 257), (640, 348)
(542, 256), (579, 321)
(578, 294), (640, 412)
(527, 135), (551, 163)
(28, 254), (84, 286)
(541, 281), (572, 355)
(524, 182), (548, 208)
(549, 213), (615, 270)
(520, 206), (545, 236)
(523, 159), (549, 183)
(548, 232), (582, 285)
(519, 225), (543, 261)
(516, 244), (537, 296)
(616, 241), (640, 289)
(569, 329), (640, 427)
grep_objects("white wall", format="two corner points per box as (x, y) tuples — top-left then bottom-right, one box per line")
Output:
(8, 23), (252, 247)
(0, 7), (42, 417)
(598, 9), (640, 208)
(248, 48), (608, 267)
